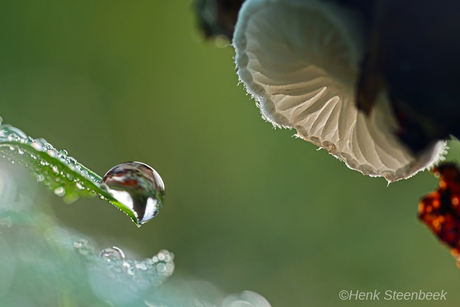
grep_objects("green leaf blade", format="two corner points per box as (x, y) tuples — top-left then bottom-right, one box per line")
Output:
(0, 124), (140, 226)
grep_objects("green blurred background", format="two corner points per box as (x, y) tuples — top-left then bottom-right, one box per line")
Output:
(1, 0), (459, 306)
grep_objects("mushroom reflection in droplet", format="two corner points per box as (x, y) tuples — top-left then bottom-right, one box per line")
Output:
(102, 162), (165, 226)
(233, 0), (451, 182)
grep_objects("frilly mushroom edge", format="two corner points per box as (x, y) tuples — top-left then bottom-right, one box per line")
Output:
(233, 0), (446, 182)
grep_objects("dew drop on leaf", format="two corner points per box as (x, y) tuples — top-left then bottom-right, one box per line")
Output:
(102, 162), (165, 225)
(31, 141), (44, 151)
(100, 246), (125, 261)
(1, 121), (166, 225)
(46, 149), (57, 158)
(0, 125), (27, 141)
(54, 187), (65, 196)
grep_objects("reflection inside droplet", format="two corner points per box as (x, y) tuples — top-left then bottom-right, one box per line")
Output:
(102, 162), (165, 225)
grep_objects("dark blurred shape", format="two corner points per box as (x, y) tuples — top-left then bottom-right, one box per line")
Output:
(204, 0), (460, 166)
(358, 0), (460, 155)
(419, 162), (460, 268)
(194, 0), (244, 40)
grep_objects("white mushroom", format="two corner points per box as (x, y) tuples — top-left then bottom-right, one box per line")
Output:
(233, 0), (446, 182)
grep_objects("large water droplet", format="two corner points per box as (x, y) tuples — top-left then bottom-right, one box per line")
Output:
(102, 162), (165, 225)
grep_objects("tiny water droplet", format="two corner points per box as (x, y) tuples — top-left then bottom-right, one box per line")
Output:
(73, 239), (94, 256)
(35, 138), (48, 145)
(36, 174), (45, 182)
(76, 182), (85, 189)
(0, 125), (27, 140)
(52, 165), (59, 173)
(100, 246), (125, 261)
(54, 187), (65, 196)
(18, 149), (24, 155)
(47, 149), (57, 158)
(31, 141), (44, 151)
(102, 162), (165, 225)
(157, 263), (166, 273)
(74, 239), (88, 249)
(125, 263), (135, 276)
(58, 150), (68, 163)
(165, 263), (174, 274)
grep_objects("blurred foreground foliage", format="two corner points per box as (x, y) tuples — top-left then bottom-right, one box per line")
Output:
(0, 161), (270, 307)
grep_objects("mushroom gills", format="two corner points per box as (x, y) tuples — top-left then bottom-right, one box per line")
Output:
(233, 0), (446, 182)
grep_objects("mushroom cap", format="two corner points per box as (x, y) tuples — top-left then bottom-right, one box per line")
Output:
(233, 0), (446, 182)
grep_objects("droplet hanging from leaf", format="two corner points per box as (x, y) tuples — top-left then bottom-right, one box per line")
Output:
(0, 121), (165, 227)
(102, 162), (165, 226)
